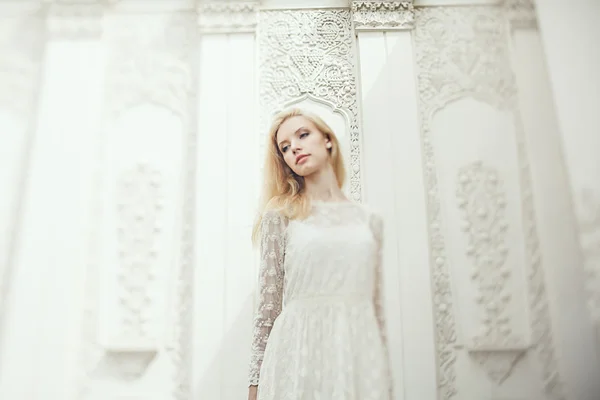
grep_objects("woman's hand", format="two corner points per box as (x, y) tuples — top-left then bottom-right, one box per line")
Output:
(248, 385), (258, 400)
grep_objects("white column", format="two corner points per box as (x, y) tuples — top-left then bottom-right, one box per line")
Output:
(353, 2), (437, 400)
(0, 2), (45, 346)
(533, 0), (600, 369)
(194, 3), (260, 400)
(508, 3), (600, 398)
(0, 3), (105, 400)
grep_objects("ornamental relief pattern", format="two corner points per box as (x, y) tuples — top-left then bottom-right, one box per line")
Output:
(79, 13), (198, 400)
(258, 9), (363, 202)
(197, 1), (258, 34)
(414, 6), (563, 400)
(351, 1), (415, 31)
(115, 164), (163, 343)
(457, 162), (529, 385)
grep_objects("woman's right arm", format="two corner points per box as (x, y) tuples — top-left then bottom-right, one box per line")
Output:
(248, 211), (286, 399)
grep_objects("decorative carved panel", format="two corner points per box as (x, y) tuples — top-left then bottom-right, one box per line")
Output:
(414, 6), (563, 399)
(79, 11), (198, 400)
(351, 1), (415, 31)
(258, 9), (363, 201)
(457, 162), (529, 384)
(197, 2), (258, 34)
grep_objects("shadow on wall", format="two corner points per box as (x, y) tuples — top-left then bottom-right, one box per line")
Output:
(194, 293), (255, 400)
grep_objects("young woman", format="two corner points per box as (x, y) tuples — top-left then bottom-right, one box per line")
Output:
(247, 108), (392, 400)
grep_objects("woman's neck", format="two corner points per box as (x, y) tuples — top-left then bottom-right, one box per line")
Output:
(303, 165), (347, 202)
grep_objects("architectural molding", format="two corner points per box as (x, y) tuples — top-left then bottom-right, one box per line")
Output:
(504, 0), (537, 28)
(351, 1), (415, 32)
(43, 1), (107, 38)
(414, 6), (563, 399)
(197, 2), (258, 34)
(414, 0), (501, 6)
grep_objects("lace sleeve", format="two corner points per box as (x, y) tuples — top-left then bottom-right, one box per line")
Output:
(370, 211), (393, 395)
(248, 210), (286, 387)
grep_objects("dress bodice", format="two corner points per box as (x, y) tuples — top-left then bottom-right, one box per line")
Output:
(283, 202), (378, 304)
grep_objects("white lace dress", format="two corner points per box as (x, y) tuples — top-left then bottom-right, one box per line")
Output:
(248, 201), (392, 400)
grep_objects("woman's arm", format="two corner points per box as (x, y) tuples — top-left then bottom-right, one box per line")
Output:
(248, 211), (286, 398)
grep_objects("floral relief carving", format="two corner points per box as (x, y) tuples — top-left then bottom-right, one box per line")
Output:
(351, 1), (415, 31)
(114, 164), (162, 343)
(457, 162), (528, 384)
(197, 1), (258, 33)
(414, 6), (563, 399)
(259, 9), (363, 202)
(90, 164), (165, 381)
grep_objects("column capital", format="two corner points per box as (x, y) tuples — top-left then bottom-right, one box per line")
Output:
(197, 1), (258, 34)
(351, 1), (415, 33)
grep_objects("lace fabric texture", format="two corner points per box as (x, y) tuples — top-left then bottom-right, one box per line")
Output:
(249, 202), (392, 400)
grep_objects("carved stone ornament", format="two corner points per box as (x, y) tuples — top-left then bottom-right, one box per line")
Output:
(97, 344), (158, 381)
(43, 0), (111, 38)
(197, 1), (258, 34)
(351, 1), (414, 32)
(467, 346), (528, 385)
(259, 9), (363, 202)
(78, 13), (198, 400)
(414, 6), (563, 400)
(503, 0), (537, 27)
(114, 164), (162, 344)
(457, 162), (530, 385)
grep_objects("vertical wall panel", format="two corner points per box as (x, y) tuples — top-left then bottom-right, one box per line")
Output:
(511, 26), (600, 399)
(194, 33), (229, 400)
(193, 31), (258, 400)
(358, 29), (437, 400)
(534, 3), (600, 388)
(0, 39), (104, 400)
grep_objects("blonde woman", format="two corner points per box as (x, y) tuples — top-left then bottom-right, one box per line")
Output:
(248, 108), (392, 400)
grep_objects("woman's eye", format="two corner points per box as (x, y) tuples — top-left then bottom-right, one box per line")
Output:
(300, 132), (309, 138)
(281, 145), (289, 152)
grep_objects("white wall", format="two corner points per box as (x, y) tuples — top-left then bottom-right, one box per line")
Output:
(0, 1), (598, 400)
(533, 2), (600, 381)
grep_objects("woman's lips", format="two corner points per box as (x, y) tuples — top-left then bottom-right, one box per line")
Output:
(296, 154), (309, 164)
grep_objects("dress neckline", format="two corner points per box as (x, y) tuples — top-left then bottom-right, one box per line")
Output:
(311, 199), (357, 207)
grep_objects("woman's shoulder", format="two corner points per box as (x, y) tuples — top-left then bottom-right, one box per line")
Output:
(357, 203), (384, 232)
(351, 202), (382, 220)
(261, 207), (289, 227)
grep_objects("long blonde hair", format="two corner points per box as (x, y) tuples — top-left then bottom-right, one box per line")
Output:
(251, 108), (346, 244)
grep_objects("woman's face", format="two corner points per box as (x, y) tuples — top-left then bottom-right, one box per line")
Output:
(275, 115), (332, 177)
